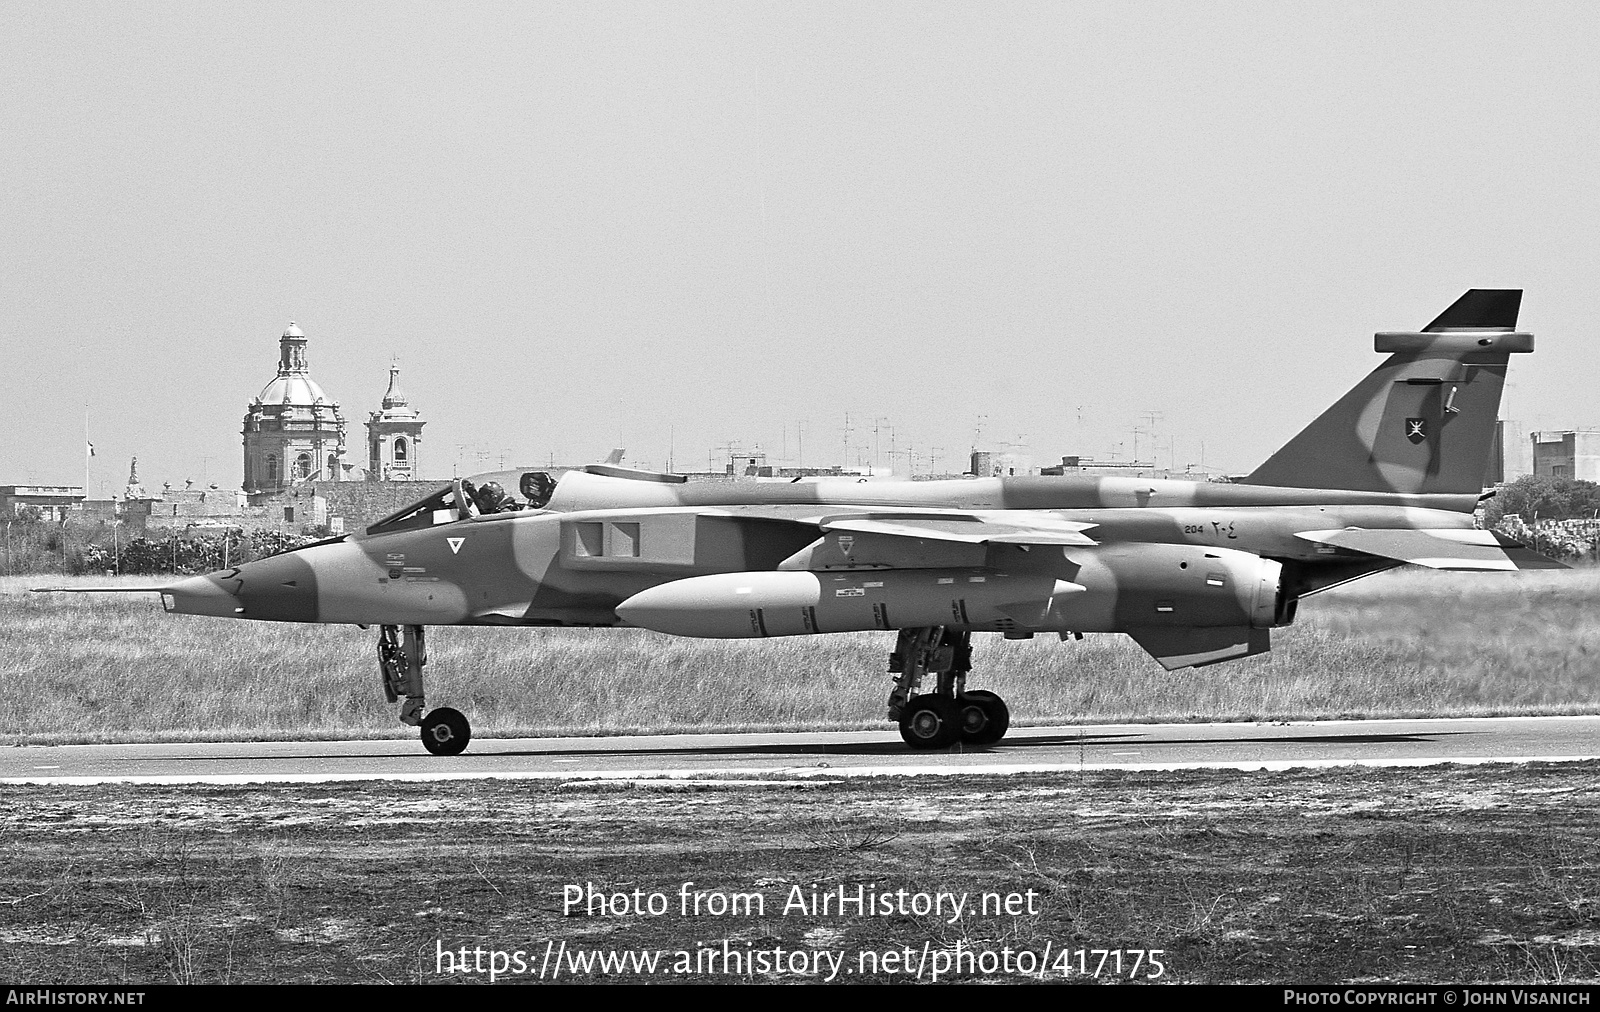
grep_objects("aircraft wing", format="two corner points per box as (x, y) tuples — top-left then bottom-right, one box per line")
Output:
(820, 515), (1098, 546)
(1293, 528), (1567, 570)
(704, 505), (1100, 546)
(705, 506), (1102, 572)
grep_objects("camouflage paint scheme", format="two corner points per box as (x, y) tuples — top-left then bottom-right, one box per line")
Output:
(66, 289), (1563, 751)
(163, 291), (1549, 650)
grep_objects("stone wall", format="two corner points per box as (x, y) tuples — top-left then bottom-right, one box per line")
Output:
(313, 481), (442, 530)
(114, 480), (445, 537)
(145, 487), (248, 522)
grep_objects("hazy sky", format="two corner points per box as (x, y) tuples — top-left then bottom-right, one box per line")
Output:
(4, 2), (1597, 492)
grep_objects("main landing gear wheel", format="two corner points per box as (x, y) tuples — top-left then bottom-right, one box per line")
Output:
(421, 707), (471, 756)
(957, 690), (1010, 746)
(898, 693), (962, 749)
(886, 627), (1012, 749)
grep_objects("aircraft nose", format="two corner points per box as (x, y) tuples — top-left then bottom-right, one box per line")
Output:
(162, 572), (246, 618)
(164, 551), (321, 622)
(232, 551), (321, 622)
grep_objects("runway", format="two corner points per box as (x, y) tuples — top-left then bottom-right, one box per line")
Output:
(5, 714), (1600, 784)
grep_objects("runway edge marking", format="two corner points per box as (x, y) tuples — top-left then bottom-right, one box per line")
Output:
(5, 754), (1600, 786)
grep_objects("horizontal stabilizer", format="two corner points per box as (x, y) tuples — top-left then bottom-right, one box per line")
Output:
(1127, 626), (1270, 670)
(1293, 528), (1567, 570)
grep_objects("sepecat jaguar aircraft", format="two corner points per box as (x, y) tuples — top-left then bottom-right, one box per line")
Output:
(43, 289), (1561, 754)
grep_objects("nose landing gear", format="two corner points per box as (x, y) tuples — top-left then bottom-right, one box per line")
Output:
(378, 624), (472, 756)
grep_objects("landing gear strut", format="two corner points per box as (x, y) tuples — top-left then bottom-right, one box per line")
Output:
(377, 624), (471, 756)
(887, 627), (1010, 750)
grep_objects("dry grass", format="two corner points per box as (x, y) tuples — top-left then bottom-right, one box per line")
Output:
(6, 765), (1600, 983)
(4, 568), (1600, 743)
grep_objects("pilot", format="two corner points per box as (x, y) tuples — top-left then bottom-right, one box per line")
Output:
(473, 481), (519, 514)
(520, 471), (556, 509)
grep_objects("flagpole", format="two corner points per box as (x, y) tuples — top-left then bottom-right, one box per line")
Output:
(84, 402), (90, 496)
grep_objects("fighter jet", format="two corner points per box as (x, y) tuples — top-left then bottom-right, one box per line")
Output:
(46, 290), (1560, 755)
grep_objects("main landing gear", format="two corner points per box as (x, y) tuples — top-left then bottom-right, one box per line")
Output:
(887, 627), (1010, 750)
(378, 624), (471, 756)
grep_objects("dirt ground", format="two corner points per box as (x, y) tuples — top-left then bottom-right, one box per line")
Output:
(3, 762), (1599, 984)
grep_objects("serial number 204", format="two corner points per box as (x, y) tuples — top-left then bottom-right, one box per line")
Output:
(1068, 949), (1165, 978)
(1182, 521), (1238, 539)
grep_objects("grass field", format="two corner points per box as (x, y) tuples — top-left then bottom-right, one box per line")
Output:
(8, 570), (1600, 987)
(4, 764), (1600, 984)
(4, 567), (1599, 744)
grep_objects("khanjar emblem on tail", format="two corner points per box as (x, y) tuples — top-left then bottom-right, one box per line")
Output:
(1405, 417), (1428, 444)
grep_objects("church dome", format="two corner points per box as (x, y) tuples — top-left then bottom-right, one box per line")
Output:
(254, 373), (332, 407)
(242, 321), (347, 494)
(250, 320), (336, 407)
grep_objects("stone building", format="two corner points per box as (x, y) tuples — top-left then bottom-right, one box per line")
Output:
(0, 484), (84, 522)
(241, 323), (349, 494)
(366, 363), (426, 481)
(1487, 420), (1534, 485)
(1531, 430), (1600, 482)
(29, 323), (446, 539)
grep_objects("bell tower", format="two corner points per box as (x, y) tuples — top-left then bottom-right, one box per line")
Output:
(366, 361), (426, 481)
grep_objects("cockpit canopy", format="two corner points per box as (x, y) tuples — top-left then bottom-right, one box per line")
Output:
(365, 470), (558, 536)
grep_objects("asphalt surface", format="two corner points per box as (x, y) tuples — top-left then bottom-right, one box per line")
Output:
(4, 715), (1599, 784)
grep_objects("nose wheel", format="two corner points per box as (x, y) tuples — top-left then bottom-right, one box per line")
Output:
(421, 707), (471, 756)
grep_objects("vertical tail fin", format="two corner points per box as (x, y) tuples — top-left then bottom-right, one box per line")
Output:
(1245, 290), (1531, 494)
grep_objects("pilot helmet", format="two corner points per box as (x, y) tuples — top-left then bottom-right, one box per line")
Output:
(520, 471), (555, 505)
(478, 481), (508, 507)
